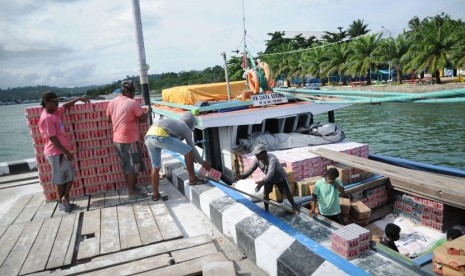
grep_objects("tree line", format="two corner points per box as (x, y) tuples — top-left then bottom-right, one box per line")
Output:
(3, 13), (464, 102)
(238, 14), (465, 85)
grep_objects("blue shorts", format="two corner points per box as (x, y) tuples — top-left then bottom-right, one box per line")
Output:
(144, 136), (192, 169)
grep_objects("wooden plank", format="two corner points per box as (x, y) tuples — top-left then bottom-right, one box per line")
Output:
(116, 204), (141, 250)
(78, 209), (100, 260)
(53, 234), (212, 275)
(0, 179), (39, 190)
(118, 189), (130, 206)
(0, 225), (7, 238)
(89, 193), (105, 210)
(149, 201), (183, 241)
(310, 148), (465, 208)
(202, 261), (236, 276)
(14, 193), (44, 224)
(33, 201), (57, 221)
(82, 254), (172, 276)
(72, 196), (89, 211)
(137, 252), (227, 276)
(0, 220), (43, 276)
(100, 207), (120, 254)
(0, 194), (33, 227)
(20, 216), (61, 275)
(63, 212), (79, 266)
(0, 172), (38, 185)
(0, 223), (27, 267)
(47, 213), (78, 269)
(133, 201), (163, 245)
(103, 190), (120, 207)
(171, 242), (218, 263)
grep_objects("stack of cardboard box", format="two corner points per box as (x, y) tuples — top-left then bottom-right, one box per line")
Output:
(331, 223), (371, 259)
(349, 200), (372, 226)
(25, 98), (151, 201)
(433, 235), (465, 276)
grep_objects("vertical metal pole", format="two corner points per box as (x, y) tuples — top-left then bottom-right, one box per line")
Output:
(221, 52), (232, 101)
(131, 0), (152, 124)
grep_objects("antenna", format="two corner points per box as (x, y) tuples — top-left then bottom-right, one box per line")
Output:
(242, 0), (248, 68)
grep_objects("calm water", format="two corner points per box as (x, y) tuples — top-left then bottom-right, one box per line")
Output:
(1, 102), (464, 170)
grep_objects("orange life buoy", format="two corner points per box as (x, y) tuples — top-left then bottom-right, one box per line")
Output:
(247, 70), (260, 94)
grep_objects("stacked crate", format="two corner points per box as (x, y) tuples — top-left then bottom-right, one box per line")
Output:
(25, 98), (151, 201)
(393, 193), (463, 232)
(331, 223), (371, 259)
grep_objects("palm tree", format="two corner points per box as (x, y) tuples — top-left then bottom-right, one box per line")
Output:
(405, 14), (462, 84)
(348, 34), (381, 85)
(307, 46), (328, 86)
(322, 43), (352, 85)
(376, 33), (410, 83)
(348, 19), (370, 38)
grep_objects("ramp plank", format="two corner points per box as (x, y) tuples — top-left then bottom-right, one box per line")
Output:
(83, 254), (172, 276)
(137, 252), (227, 276)
(202, 261), (236, 276)
(0, 194), (33, 227)
(310, 148), (465, 208)
(104, 190), (120, 207)
(33, 201), (57, 221)
(0, 223), (27, 268)
(20, 216), (61, 275)
(100, 207), (120, 254)
(78, 209), (100, 260)
(117, 204), (141, 250)
(53, 234), (212, 275)
(72, 196), (89, 212)
(133, 202), (163, 245)
(171, 242), (218, 263)
(47, 213), (78, 269)
(0, 220), (43, 276)
(89, 193), (105, 210)
(15, 193), (44, 224)
(0, 225), (7, 238)
(149, 201), (183, 241)
(118, 189), (131, 206)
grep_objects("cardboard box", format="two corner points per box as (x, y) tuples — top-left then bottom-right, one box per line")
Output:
(445, 235), (465, 256)
(340, 197), (351, 215)
(350, 200), (371, 220)
(327, 163), (351, 185)
(269, 185), (283, 202)
(348, 215), (370, 227)
(296, 181), (309, 197)
(434, 245), (465, 275)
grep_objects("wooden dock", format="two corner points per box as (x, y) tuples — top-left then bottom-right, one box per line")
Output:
(0, 179), (236, 275)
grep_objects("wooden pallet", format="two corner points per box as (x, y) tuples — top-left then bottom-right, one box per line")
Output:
(0, 186), (183, 275)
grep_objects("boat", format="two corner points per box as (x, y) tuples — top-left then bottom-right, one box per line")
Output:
(150, 80), (465, 275)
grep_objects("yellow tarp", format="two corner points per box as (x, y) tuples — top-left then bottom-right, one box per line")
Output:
(162, 81), (246, 105)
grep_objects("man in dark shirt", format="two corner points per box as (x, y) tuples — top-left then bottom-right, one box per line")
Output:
(235, 144), (300, 214)
(380, 223), (401, 252)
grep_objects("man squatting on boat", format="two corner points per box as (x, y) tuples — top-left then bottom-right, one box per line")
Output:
(144, 111), (211, 201)
(235, 144), (301, 214)
(106, 80), (151, 201)
(38, 92), (90, 213)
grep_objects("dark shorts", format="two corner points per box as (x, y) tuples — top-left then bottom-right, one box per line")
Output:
(114, 142), (145, 174)
(322, 213), (344, 224)
(263, 179), (291, 197)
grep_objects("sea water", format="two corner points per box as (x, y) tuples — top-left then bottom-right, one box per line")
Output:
(1, 102), (464, 170)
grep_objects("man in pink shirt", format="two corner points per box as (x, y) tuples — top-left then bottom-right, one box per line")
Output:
(38, 91), (89, 213)
(107, 80), (150, 200)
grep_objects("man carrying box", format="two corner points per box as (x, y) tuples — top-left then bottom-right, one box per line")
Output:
(234, 144), (300, 215)
(309, 167), (345, 224)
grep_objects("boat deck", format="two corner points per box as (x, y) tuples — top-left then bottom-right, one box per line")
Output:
(0, 174), (261, 276)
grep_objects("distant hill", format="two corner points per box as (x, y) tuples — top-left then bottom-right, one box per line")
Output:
(0, 85), (99, 102)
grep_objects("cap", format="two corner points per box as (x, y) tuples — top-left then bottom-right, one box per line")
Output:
(180, 111), (196, 131)
(121, 80), (135, 93)
(40, 91), (58, 107)
(252, 144), (267, 155)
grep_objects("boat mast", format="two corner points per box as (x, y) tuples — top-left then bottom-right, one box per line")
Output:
(131, 0), (152, 123)
(242, 0), (248, 69)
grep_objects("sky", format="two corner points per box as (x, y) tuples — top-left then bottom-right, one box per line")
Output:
(0, 0), (464, 89)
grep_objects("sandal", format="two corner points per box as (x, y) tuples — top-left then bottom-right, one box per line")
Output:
(128, 193), (148, 201)
(189, 177), (208, 186)
(152, 193), (161, 201)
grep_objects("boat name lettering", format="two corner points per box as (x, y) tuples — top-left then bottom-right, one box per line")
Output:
(251, 93), (288, 107)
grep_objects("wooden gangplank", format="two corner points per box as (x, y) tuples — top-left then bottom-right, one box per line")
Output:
(310, 148), (465, 209)
(0, 194), (183, 275)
